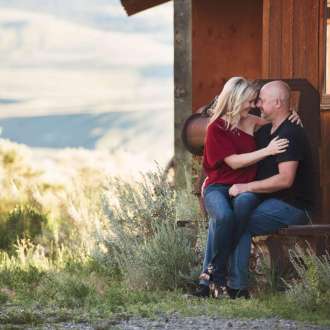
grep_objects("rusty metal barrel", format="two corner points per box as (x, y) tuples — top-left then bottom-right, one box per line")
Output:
(181, 98), (215, 156)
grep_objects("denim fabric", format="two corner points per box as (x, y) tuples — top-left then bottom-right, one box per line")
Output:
(201, 184), (260, 286)
(227, 198), (309, 290)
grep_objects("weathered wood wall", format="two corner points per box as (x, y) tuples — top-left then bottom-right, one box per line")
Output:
(191, 0), (263, 111)
(262, 0), (320, 89)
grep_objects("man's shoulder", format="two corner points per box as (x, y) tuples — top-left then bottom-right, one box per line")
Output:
(278, 120), (306, 139)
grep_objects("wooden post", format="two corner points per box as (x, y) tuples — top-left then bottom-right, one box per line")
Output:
(174, 0), (192, 190)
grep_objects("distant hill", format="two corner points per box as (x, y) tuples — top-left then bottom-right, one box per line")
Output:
(0, 110), (173, 166)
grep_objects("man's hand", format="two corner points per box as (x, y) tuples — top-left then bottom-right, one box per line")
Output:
(229, 183), (250, 197)
(288, 109), (303, 127)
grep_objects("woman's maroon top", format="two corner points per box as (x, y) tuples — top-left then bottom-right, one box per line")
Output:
(203, 117), (257, 189)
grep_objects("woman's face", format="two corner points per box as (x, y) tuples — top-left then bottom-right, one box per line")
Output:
(240, 95), (256, 118)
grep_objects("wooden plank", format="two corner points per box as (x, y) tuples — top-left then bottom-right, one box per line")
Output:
(305, 0), (320, 89)
(281, 0), (294, 77)
(263, 0), (319, 88)
(262, 0), (271, 77)
(292, 0), (319, 89)
(278, 225), (330, 236)
(319, 0), (326, 93)
(174, 0), (192, 189)
(120, 0), (170, 16)
(292, 0), (305, 81)
(268, 0), (283, 77)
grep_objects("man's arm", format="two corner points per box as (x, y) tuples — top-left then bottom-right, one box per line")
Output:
(229, 161), (298, 196)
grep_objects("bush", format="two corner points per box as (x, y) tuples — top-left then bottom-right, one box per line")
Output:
(104, 170), (200, 290)
(285, 245), (330, 313)
(0, 205), (48, 250)
(35, 272), (95, 308)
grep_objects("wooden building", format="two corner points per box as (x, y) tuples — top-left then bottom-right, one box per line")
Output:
(120, 0), (330, 225)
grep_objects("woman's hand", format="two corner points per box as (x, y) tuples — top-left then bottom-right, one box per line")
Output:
(288, 109), (303, 127)
(265, 136), (289, 156)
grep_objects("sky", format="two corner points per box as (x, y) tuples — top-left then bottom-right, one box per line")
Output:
(0, 0), (173, 116)
(0, 0), (174, 172)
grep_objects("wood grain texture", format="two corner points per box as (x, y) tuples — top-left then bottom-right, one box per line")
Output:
(319, 0), (326, 93)
(192, 0), (263, 111)
(281, 0), (294, 77)
(294, 0), (319, 89)
(263, 0), (320, 88)
(262, 0), (271, 77)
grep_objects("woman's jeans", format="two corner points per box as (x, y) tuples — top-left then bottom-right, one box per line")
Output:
(227, 198), (310, 290)
(201, 184), (260, 286)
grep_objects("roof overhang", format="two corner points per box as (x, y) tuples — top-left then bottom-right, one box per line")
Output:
(120, 0), (171, 16)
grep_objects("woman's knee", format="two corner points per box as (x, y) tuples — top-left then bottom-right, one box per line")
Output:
(233, 192), (259, 211)
(212, 209), (234, 227)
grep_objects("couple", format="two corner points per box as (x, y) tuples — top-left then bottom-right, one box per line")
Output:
(196, 77), (314, 298)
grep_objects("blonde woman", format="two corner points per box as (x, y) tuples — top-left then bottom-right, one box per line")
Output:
(196, 77), (300, 298)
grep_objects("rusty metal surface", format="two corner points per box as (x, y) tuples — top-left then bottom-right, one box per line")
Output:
(120, 0), (170, 16)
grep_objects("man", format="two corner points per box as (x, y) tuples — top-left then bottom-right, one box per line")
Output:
(226, 80), (314, 298)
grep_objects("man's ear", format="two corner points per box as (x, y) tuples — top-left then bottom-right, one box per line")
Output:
(274, 98), (281, 108)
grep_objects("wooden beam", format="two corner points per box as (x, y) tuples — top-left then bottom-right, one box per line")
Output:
(120, 0), (170, 16)
(174, 0), (192, 190)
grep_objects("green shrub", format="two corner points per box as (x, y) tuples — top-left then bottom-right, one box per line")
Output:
(285, 245), (330, 313)
(104, 170), (200, 290)
(36, 272), (95, 308)
(0, 205), (48, 250)
(0, 290), (9, 304)
(107, 170), (176, 237)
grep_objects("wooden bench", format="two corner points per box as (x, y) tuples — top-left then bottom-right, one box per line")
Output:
(252, 225), (330, 276)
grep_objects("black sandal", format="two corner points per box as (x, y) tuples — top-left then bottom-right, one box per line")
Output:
(199, 263), (215, 282)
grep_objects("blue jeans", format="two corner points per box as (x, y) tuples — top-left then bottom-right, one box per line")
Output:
(227, 198), (310, 290)
(201, 184), (260, 286)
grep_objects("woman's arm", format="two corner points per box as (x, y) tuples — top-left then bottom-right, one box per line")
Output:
(251, 111), (303, 132)
(250, 114), (269, 130)
(224, 136), (288, 170)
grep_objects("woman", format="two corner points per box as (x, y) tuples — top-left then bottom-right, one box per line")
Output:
(196, 77), (300, 298)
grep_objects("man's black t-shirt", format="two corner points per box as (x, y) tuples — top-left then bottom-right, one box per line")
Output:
(255, 118), (314, 210)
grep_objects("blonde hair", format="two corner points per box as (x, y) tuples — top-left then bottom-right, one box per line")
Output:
(208, 77), (257, 129)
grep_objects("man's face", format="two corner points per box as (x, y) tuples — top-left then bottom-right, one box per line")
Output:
(256, 89), (276, 121)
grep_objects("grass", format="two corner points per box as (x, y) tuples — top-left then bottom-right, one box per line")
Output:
(0, 288), (329, 327)
(0, 242), (328, 328)
(0, 138), (329, 327)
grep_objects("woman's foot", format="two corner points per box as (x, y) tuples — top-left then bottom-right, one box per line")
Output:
(199, 272), (211, 281)
(192, 284), (210, 298)
(198, 263), (215, 281)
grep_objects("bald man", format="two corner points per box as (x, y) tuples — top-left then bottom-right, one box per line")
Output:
(225, 80), (314, 298)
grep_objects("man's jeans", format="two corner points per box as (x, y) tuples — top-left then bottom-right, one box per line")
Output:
(201, 184), (260, 286)
(227, 198), (310, 290)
